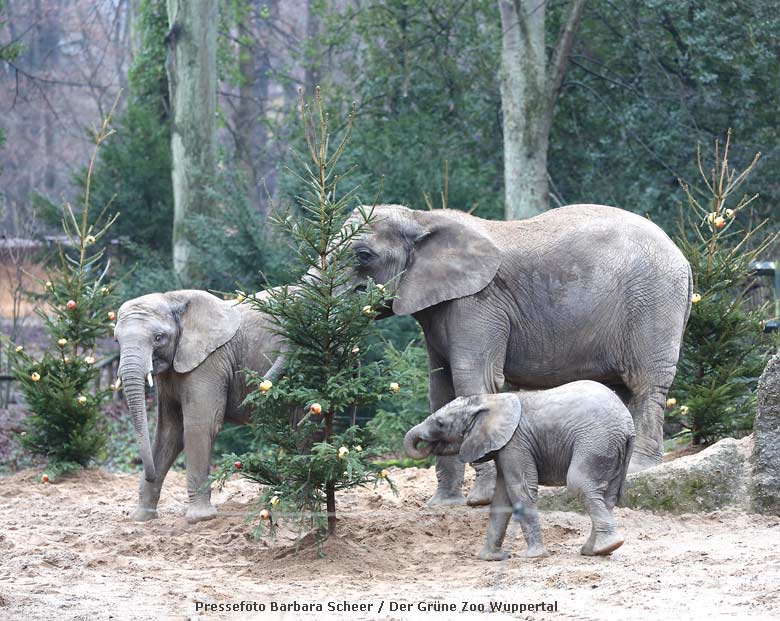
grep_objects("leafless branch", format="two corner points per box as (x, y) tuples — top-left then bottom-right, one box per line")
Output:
(548, 0), (587, 105)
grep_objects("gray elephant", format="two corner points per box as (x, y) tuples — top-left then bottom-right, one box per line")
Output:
(404, 382), (635, 559)
(347, 203), (690, 506)
(114, 289), (283, 523)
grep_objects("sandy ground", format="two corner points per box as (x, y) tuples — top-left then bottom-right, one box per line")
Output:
(1, 466), (779, 621)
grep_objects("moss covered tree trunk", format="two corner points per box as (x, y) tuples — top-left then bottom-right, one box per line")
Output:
(497, 0), (586, 221)
(166, 0), (217, 280)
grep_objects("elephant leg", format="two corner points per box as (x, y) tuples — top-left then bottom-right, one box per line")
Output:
(181, 382), (227, 524)
(426, 354), (466, 506)
(132, 397), (184, 522)
(624, 367), (676, 472)
(451, 348), (506, 507)
(468, 461), (498, 507)
(501, 457), (547, 558)
(580, 529), (597, 557)
(568, 466), (623, 556)
(582, 498), (622, 556)
(430, 455), (466, 506)
(479, 467), (512, 561)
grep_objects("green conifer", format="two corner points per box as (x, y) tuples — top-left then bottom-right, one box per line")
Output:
(213, 90), (397, 539)
(669, 132), (779, 444)
(7, 106), (121, 478)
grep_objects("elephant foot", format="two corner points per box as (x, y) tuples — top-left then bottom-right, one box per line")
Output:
(580, 541), (595, 556)
(592, 532), (623, 556)
(427, 489), (466, 506)
(466, 462), (496, 506)
(131, 507), (159, 522)
(479, 547), (510, 561)
(185, 504), (217, 524)
(580, 531), (596, 556)
(524, 546), (549, 559)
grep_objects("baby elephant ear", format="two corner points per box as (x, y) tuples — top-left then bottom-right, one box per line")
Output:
(166, 290), (242, 374)
(459, 393), (522, 464)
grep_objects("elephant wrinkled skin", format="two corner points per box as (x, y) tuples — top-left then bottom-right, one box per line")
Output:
(404, 382), (636, 559)
(114, 289), (283, 524)
(349, 204), (691, 506)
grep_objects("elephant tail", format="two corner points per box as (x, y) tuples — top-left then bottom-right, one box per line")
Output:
(616, 435), (635, 507)
(683, 262), (693, 330)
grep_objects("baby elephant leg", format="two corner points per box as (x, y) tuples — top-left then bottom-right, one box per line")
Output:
(503, 469), (548, 558)
(515, 503), (548, 558)
(479, 469), (512, 561)
(568, 468), (623, 556)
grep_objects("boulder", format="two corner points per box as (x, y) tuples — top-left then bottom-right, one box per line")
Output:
(538, 436), (753, 514)
(622, 436), (753, 513)
(751, 353), (780, 514)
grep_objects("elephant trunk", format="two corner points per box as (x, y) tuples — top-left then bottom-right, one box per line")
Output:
(263, 340), (289, 383)
(263, 354), (286, 382)
(118, 351), (156, 482)
(404, 423), (433, 460)
(303, 266), (322, 286)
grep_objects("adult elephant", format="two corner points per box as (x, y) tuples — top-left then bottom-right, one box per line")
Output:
(348, 203), (691, 506)
(114, 289), (283, 523)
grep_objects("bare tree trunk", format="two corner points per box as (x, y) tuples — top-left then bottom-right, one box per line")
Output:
(324, 408), (336, 534)
(114, 0), (133, 94)
(304, 0), (319, 97)
(253, 7), (273, 212)
(233, 29), (258, 181)
(497, 0), (586, 221)
(31, 0), (59, 193)
(166, 0), (217, 281)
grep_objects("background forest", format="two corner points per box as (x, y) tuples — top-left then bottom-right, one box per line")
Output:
(1, 0), (778, 462)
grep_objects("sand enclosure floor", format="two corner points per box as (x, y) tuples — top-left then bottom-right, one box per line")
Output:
(1, 466), (779, 620)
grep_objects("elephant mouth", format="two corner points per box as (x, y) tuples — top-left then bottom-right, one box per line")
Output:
(151, 356), (170, 375)
(429, 441), (459, 456)
(416, 438), (456, 456)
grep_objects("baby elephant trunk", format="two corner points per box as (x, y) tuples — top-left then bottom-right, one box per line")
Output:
(404, 423), (433, 460)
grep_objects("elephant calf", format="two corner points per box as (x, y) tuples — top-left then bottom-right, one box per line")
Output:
(404, 381), (635, 560)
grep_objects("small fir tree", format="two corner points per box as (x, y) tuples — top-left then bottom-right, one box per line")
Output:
(5, 106), (121, 479)
(668, 131), (779, 444)
(213, 89), (397, 538)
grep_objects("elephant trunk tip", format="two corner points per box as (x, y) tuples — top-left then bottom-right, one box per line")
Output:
(404, 426), (433, 460)
(143, 462), (157, 483)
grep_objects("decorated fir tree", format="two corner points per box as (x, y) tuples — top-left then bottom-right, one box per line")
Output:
(668, 131), (779, 444)
(6, 107), (120, 479)
(213, 89), (397, 538)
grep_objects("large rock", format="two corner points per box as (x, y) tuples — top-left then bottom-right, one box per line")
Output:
(538, 436), (753, 514)
(751, 353), (780, 514)
(623, 436), (753, 513)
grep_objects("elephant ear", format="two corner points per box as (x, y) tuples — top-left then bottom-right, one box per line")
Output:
(459, 393), (522, 464)
(392, 210), (501, 316)
(167, 290), (242, 373)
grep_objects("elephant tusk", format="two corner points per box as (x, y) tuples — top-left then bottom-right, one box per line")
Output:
(147, 372), (154, 388)
(114, 376), (122, 388)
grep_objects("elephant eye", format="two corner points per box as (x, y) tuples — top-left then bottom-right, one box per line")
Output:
(354, 247), (375, 264)
(154, 333), (163, 343)
(436, 418), (445, 428)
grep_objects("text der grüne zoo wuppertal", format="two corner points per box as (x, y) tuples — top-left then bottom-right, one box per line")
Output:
(194, 599), (559, 615)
